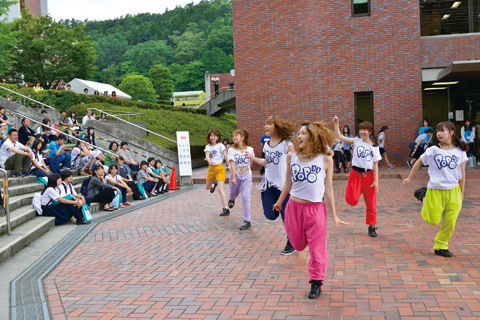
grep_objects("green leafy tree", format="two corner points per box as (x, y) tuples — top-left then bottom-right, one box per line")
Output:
(125, 40), (174, 76)
(170, 60), (205, 91)
(10, 12), (97, 87)
(95, 33), (129, 70)
(149, 65), (174, 105)
(0, 0), (18, 77)
(0, 0), (17, 17)
(118, 75), (157, 103)
(205, 26), (233, 55)
(170, 23), (205, 65)
(201, 48), (234, 74)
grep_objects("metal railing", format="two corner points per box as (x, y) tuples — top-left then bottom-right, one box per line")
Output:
(88, 108), (177, 144)
(101, 110), (145, 123)
(0, 85), (55, 110)
(205, 86), (235, 102)
(0, 169), (10, 236)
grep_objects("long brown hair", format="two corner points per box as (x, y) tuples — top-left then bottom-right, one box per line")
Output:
(232, 129), (250, 149)
(265, 115), (293, 142)
(294, 121), (335, 155)
(358, 121), (378, 145)
(206, 129), (221, 145)
(436, 121), (467, 151)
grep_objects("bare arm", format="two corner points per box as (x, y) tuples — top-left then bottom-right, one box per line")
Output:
(402, 158), (423, 185)
(324, 156), (349, 226)
(273, 153), (293, 211)
(229, 159), (237, 184)
(205, 151), (213, 166)
(459, 162), (466, 200)
(333, 117), (355, 144)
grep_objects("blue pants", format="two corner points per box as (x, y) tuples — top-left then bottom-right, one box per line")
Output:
(261, 184), (290, 222)
(41, 203), (84, 225)
(31, 167), (49, 177)
(142, 181), (157, 193)
(49, 153), (71, 174)
(119, 186), (128, 203)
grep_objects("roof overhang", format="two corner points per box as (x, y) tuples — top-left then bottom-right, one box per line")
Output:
(437, 60), (480, 81)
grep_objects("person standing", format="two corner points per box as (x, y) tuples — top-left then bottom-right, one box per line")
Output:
(273, 121), (349, 299)
(377, 126), (395, 168)
(460, 120), (475, 156)
(403, 121), (467, 257)
(205, 129), (229, 216)
(342, 125), (353, 172)
(260, 132), (271, 175)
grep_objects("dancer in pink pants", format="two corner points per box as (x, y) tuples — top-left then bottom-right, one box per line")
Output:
(274, 121), (349, 299)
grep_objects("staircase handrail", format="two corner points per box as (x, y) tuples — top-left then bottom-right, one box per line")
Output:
(205, 86), (234, 102)
(88, 108), (177, 144)
(0, 85), (55, 110)
(0, 169), (11, 236)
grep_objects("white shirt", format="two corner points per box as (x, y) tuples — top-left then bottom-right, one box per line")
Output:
(420, 146), (468, 190)
(460, 126), (475, 143)
(30, 150), (45, 171)
(68, 117), (80, 130)
(263, 140), (293, 190)
(58, 182), (77, 197)
(333, 139), (343, 152)
(351, 137), (382, 170)
(228, 146), (254, 176)
(378, 132), (385, 148)
(106, 174), (122, 186)
(0, 139), (25, 168)
(289, 153), (326, 203)
(82, 115), (94, 128)
(40, 187), (60, 206)
(205, 143), (226, 166)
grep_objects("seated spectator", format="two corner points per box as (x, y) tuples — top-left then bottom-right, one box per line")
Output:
(104, 141), (119, 167)
(58, 109), (74, 138)
(117, 156), (145, 200)
(70, 139), (96, 175)
(30, 138), (51, 178)
(1, 76), (6, 83)
(93, 90), (100, 96)
(137, 160), (160, 196)
(85, 127), (96, 146)
(33, 81), (43, 92)
(84, 88), (89, 94)
(118, 141), (138, 173)
(0, 129), (33, 177)
(66, 84), (71, 91)
(59, 170), (91, 206)
(92, 112), (97, 120)
(56, 79), (66, 90)
(82, 110), (95, 129)
(40, 110), (48, 117)
(40, 173), (89, 225)
(87, 165), (119, 211)
(0, 106), (14, 131)
(18, 118), (36, 145)
(106, 164), (133, 206)
(103, 91), (108, 97)
(46, 135), (71, 174)
(38, 118), (57, 143)
(111, 91), (118, 98)
(154, 159), (170, 191)
(83, 136), (105, 162)
(100, 113), (107, 122)
(147, 157), (166, 194)
(68, 111), (81, 136)
(407, 129), (434, 167)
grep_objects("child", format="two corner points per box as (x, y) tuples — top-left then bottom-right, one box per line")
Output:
(334, 116), (382, 237)
(30, 138), (51, 177)
(273, 121), (349, 299)
(342, 125), (353, 171)
(246, 116), (295, 254)
(227, 129), (254, 230)
(377, 126), (395, 168)
(403, 121), (467, 257)
(205, 130), (229, 216)
(40, 173), (89, 225)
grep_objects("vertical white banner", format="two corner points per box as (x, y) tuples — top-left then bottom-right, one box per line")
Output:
(176, 131), (192, 176)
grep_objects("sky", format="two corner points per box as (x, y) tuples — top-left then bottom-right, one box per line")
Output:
(48, 0), (202, 21)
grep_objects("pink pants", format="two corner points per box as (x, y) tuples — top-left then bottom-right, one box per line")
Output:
(284, 199), (327, 283)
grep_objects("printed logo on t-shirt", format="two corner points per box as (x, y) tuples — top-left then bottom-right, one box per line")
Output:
(234, 154), (249, 165)
(209, 150), (217, 159)
(434, 154), (459, 170)
(356, 146), (373, 161)
(291, 164), (321, 183)
(265, 151), (282, 165)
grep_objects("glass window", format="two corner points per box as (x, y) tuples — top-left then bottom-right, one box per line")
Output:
(177, 97), (183, 101)
(354, 92), (374, 134)
(352, 0), (370, 16)
(421, 0), (480, 36)
(193, 96), (198, 100)
(186, 97), (191, 100)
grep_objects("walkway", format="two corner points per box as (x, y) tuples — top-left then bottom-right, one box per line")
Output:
(45, 167), (480, 319)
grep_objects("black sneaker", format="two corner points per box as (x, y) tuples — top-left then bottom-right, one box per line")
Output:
(434, 249), (453, 257)
(210, 182), (217, 193)
(228, 200), (235, 208)
(308, 281), (322, 299)
(76, 220), (91, 225)
(407, 160), (412, 168)
(239, 221), (251, 230)
(219, 208), (230, 217)
(280, 241), (296, 255)
(368, 225), (377, 237)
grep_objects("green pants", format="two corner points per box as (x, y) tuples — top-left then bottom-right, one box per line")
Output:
(421, 186), (462, 250)
(4, 154), (32, 175)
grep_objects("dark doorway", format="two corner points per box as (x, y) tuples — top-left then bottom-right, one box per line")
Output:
(354, 92), (374, 134)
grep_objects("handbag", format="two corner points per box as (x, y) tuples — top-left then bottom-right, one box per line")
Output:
(81, 203), (93, 221)
(112, 190), (122, 208)
(35, 176), (48, 186)
(137, 184), (149, 198)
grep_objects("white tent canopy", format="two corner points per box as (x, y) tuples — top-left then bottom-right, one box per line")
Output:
(68, 78), (131, 100)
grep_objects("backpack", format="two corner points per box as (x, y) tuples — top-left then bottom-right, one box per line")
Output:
(80, 177), (92, 197)
(32, 193), (43, 215)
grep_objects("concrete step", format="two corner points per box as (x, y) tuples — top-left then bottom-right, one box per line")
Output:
(0, 216), (56, 263)
(6, 170), (84, 187)
(8, 175), (86, 197)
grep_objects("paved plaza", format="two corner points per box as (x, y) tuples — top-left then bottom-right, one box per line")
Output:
(44, 167), (480, 319)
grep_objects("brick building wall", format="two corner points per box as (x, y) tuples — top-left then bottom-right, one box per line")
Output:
(421, 34), (480, 68)
(233, 0), (425, 163)
(21, 0), (42, 17)
(209, 73), (235, 98)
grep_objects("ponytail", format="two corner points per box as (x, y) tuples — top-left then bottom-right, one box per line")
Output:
(436, 121), (467, 151)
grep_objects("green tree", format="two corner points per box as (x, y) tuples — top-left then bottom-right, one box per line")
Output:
(170, 60), (205, 91)
(125, 40), (174, 76)
(10, 12), (97, 87)
(0, 0), (18, 77)
(149, 65), (174, 105)
(95, 33), (129, 70)
(201, 48), (234, 74)
(118, 75), (157, 103)
(205, 26), (233, 55)
(170, 23), (205, 65)
(0, 0), (17, 17)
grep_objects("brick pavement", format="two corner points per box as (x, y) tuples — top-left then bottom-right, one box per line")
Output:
(44, 167), (480, 319)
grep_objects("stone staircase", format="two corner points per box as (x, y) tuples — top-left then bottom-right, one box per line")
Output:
(0, 171), (137, 264)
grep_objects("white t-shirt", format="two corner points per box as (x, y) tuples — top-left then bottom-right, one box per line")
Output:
(228, 146), (254, 176)
(106, 174), (122, 186)
(333, 139), (343, 152)
(58, 182), (77, 197)
(289, 153), (326, 203)
(40, 187), (60, 206)
(30, 151), (44, 171)
(378, 132), (385, 148)
(420, 146), (468, 190)
(264, 140), (293, 190)
(351, 137), (382, 170)
(68, 117), (80, 130)
(205, 143), (226, 166)
(82, 115), (94, 128)
(0, 139), (25, 168)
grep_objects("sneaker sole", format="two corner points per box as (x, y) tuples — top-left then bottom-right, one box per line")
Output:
(280, 250), (296, 256)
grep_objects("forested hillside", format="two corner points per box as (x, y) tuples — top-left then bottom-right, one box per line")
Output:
(60, 0), (233, 92)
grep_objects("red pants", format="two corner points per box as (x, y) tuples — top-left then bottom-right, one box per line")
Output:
(284, 200), (327, 282)
(345, 170), (377, 225)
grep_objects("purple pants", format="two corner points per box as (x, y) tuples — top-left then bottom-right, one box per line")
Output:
(229, 173), (252, 222)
